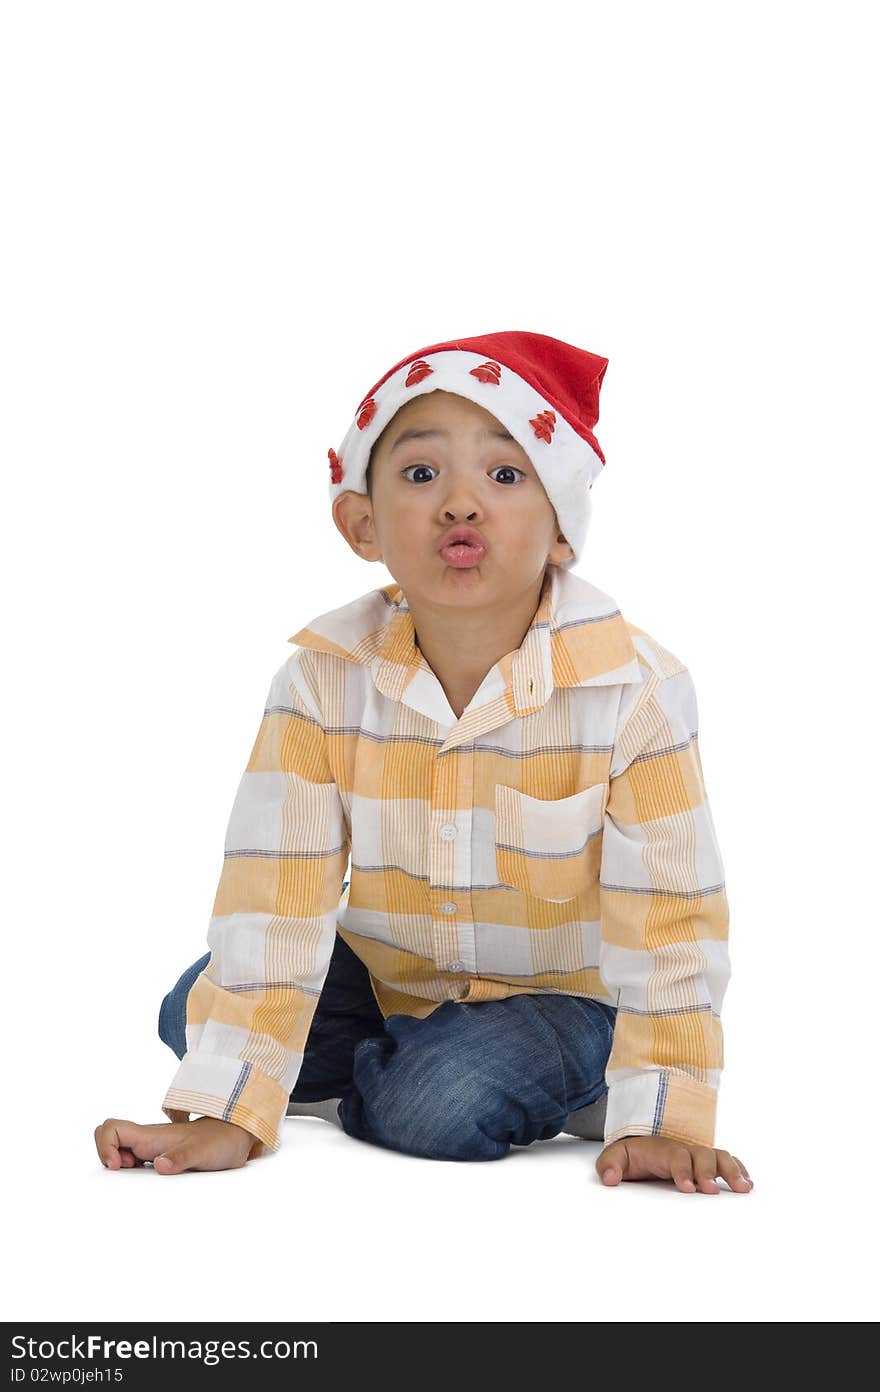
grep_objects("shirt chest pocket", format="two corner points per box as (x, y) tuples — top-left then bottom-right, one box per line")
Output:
(494, 781), (609, 903)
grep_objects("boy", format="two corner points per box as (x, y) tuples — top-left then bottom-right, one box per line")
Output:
(95, 330), (753, 1195)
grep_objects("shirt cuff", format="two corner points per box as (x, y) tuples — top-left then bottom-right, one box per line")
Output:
(605, 1070), (718, 1149)
(162, 1051), (290, 1157)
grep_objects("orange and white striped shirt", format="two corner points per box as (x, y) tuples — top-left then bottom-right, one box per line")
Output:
(162, 563), (731, 1157)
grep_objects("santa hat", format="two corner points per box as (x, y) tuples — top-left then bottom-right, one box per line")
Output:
(326, 330), (609, 570)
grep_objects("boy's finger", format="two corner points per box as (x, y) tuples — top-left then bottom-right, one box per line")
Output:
(669, 1149), (697, 1193)
(691, 1147), (721, 1194)
(114, 1121), (183, 1162)
(95, 1121), (123, 1169)
(153, 1143), (199, 1175)
(719, 1152), (753, 1192)
(596, 1141), (626, 1185)
(97, 1120), (176, 1168)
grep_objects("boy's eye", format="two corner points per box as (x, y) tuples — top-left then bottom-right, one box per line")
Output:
(401, 464), (525, 484)
(488, 466), (525, 485)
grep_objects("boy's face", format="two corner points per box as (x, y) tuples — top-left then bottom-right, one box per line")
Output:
(332, 390), (574, 608)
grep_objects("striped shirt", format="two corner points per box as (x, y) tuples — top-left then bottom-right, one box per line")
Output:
(162, 564), (731, 1157)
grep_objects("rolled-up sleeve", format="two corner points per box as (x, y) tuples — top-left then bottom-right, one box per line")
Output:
(598, 663), (731, 1149)
(161, 650), (349, 1157)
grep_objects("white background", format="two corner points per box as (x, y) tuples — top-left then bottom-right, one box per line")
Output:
(3, 0), (877, 1324)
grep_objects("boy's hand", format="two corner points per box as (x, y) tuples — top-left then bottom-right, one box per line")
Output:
(94, 1115), (258, 1174)
(596, 1137), (753, 1194)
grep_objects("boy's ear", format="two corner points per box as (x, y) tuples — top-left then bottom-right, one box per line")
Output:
(547, 523), (574, 566)
(331, 490), (383, 561)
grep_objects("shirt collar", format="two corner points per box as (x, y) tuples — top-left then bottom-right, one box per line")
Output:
(288, 564), (643, 731)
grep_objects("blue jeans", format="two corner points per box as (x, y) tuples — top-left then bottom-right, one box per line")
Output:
(158, 882), (617, 1161)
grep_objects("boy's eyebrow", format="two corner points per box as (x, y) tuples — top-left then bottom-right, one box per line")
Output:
(389, 426), (515, 455)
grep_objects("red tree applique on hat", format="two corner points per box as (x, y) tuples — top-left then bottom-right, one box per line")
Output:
(356, 397), (377, 430)
(328, 448), (344, 484)
(530, 409), (556, 443)
(405, 360), (434, 386)
(469, 360), (502, 385)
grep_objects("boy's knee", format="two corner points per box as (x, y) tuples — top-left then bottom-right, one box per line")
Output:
(351, 1040), (510, 1160)
(157, 954), (211, 1061)
(157, 990), (185, 1060)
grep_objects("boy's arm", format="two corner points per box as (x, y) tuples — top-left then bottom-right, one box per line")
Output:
(598, 659), (731, 1150)
(161, 648), (349, 1158)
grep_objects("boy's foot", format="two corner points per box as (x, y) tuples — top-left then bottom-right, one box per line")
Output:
(560, 1092), (607, 1141)
(285, 1097), (344, 1127)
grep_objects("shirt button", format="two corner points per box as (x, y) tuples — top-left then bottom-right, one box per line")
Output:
(439, 901), (457, 915)
(439, 824), (457, 840)
(447, 961), (464, 972)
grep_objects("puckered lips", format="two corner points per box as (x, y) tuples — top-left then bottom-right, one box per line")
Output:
(438, 525), (487, 568)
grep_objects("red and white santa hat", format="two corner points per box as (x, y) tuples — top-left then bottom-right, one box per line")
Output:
(327, 329), (609, 569)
